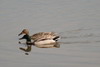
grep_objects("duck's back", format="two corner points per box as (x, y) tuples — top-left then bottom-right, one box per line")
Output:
(31, 32), (58, 41)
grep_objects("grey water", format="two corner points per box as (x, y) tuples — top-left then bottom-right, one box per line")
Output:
(0, 0), (100, 67)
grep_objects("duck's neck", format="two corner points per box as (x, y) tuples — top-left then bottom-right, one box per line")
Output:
(23, 34), (31, 42)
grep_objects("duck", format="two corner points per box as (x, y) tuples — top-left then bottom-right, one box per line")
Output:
(18, 29), (60, 48)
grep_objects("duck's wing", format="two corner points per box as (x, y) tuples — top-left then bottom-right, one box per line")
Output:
(31, 32), (58, 41)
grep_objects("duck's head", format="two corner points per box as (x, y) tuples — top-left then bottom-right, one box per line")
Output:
(18, 29), (29, 36)
(18, 29), (31, 43)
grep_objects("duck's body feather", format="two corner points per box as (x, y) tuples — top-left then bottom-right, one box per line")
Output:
(34, 39), (59, 48)
(31, 32), (59, 41)
(34, 39), (56, 45)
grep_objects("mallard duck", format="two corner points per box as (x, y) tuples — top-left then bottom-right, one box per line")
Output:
(18, 29), (60, 48)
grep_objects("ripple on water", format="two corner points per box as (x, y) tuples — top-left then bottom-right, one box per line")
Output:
(60, 28), (100, 44)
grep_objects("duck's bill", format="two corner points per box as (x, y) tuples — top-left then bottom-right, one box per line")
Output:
(18, 33), (22, 36)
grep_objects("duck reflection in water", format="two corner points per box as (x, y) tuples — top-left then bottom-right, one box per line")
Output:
(19, 45), (32, 55)
(19, 41), (60, 55)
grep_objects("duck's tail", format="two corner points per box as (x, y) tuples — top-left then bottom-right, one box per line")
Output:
(53, 36), (60, 41)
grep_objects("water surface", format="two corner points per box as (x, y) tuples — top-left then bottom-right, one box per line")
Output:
(0, 0), (100, 67)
